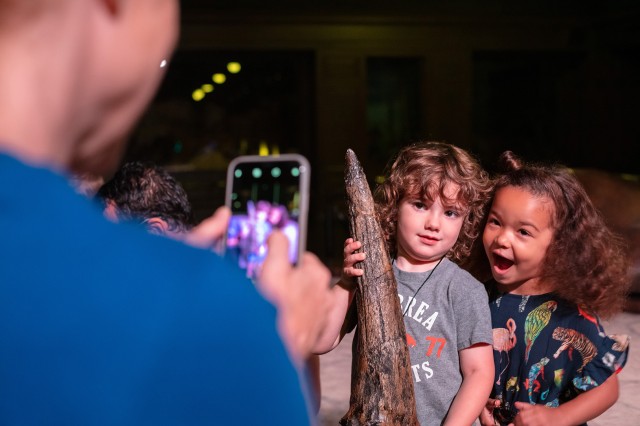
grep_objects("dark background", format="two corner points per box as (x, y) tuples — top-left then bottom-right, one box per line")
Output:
(124, 0), (640, 269)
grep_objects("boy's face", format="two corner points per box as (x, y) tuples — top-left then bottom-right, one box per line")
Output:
(395, 183), (465, 272)
(482, 185), (555, 294)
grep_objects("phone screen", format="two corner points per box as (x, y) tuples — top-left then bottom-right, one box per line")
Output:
(224, 154), (310, 279)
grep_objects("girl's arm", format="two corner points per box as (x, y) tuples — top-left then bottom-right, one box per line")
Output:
(444, 343), (494, 426)
(513, 373), (619, 426)
(312, 238), (364, 354)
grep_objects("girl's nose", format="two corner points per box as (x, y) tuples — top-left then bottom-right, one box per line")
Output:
(494, 231), (509, 247)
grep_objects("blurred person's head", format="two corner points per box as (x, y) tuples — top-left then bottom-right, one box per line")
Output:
(97, 161), (193, 236)
(0, 0), (179, 176)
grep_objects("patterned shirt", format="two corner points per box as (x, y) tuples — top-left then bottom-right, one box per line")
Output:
(488, 287), (629, 425)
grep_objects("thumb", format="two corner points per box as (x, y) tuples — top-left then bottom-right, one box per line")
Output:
(183, 206), (231, 249)
(258, 231), (291, 301)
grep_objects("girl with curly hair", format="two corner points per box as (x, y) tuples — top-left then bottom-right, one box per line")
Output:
(479, 151), (630, 426)
(314, 141), (495, 425)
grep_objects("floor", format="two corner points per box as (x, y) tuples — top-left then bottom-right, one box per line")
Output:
(315, 311), (640, 426)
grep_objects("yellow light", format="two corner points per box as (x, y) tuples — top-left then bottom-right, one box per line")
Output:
(212, 73), (226, 84)
(227, 62), (241, 74)
(192, 89), (205, 102)
(202, 84), (214, 93)
(375, 175), (386, 184)
(271, 145), (280, 156)
(259, 140), (269, 156)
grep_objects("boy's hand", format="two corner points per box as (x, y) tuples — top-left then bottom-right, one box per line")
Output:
(342, 238), (365, 289)
(478, 398), (501, 425)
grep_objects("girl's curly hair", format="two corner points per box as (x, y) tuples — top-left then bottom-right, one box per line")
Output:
(493, 151), (631, 318)
(374, 141), (493, 264)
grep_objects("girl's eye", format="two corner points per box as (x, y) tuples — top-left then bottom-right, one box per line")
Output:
(518, 229), (531, 237)
(412, 201), (426, 209)
(488, 217), (500, 226)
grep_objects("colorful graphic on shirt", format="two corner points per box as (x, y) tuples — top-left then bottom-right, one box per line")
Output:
(573, 375), (597, 391)
(552, 327), (597, 373)
(505, 376), (519, 393)
(527, 357), (549, 403)
(524, 300), (557, 362)
(609, 334), (630, 352)
(578, 306), (605, 337)
(493, 318), (517, 385)
(553, 369), (563, 387)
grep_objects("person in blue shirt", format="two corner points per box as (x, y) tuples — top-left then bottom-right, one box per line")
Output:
(0, 0), (332, 424)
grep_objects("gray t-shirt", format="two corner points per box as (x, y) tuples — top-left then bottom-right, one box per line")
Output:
(395, 258), (492, 425)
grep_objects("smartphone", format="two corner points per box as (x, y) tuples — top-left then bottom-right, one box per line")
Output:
(223, 154), (310, 280)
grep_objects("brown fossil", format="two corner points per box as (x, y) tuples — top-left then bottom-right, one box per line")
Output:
(340, 149), (419, 426)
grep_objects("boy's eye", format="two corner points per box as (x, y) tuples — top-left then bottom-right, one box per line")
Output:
(488, 217), (500, 226)
(444, 210), (460, 218)
(412, 201), (426, 209)
(518, 229), (531, 237)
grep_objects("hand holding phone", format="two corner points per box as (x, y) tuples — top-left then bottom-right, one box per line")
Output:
(223, 154), (310, 280)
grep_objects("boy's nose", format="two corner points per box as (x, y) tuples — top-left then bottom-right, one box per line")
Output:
(424, 213), (440, 231)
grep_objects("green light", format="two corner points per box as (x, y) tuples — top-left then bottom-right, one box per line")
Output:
(252, 167), (262, 178)
(271, 167), (282, 178)
(291, 167), (300, 177)
(234, 169), (243, 178)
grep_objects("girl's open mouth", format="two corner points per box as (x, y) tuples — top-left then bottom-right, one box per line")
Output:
(493, 254), (514, 271)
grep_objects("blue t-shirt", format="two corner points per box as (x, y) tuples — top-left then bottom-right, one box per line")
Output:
(0, 153), (311, 425)
(488, 285), (629, 425)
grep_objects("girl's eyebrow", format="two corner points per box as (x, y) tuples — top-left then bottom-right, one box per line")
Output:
(518, 220), (541, 232)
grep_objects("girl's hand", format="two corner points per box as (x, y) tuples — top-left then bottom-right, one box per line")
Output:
(511, 402), (557, 426)
(478, 398), (501, 426)
(342, 238), (365, 289)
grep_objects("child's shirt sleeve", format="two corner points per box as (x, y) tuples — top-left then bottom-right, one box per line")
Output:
(453, 274), (493, 351)
(569, 322), (629, 394)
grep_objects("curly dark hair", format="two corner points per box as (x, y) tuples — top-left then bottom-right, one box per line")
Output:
(97, 161), (194, 233)
(374, 141), (493, 264)
(492, 151), (631, 318)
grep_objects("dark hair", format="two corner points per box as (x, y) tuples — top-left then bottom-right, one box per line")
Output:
(97, 162), (193, 233)
(374, 141), (493, 263)
(492, 151), (630, 318)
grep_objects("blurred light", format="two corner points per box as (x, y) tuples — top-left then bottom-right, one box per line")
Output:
(234, 169), (243, 178)
(173, 140), (183, 154)
(233, 201), (241, 209)
(192, 89), (205, 102)
(231, 193), (238, 200)
(160, 59), (168, 68)
(252, 167), (262, 178)
(271, 167), (282, 178)
(271, 145), (280, 156)
(212, 73), (226, 84)
(202, 84), (214, 93)
(227, 62), (241, 74)
(375, 175), (386, 184)
(259, 140), (269, 156)
(291, 167), (300, 177)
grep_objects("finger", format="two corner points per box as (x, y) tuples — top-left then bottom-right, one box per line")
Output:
(513, 402), (528, 410)
(261, 231), (291, 278)
(183, 206), (231, 249)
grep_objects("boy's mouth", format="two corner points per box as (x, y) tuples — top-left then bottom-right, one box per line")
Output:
(493, 254), (514, 271)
